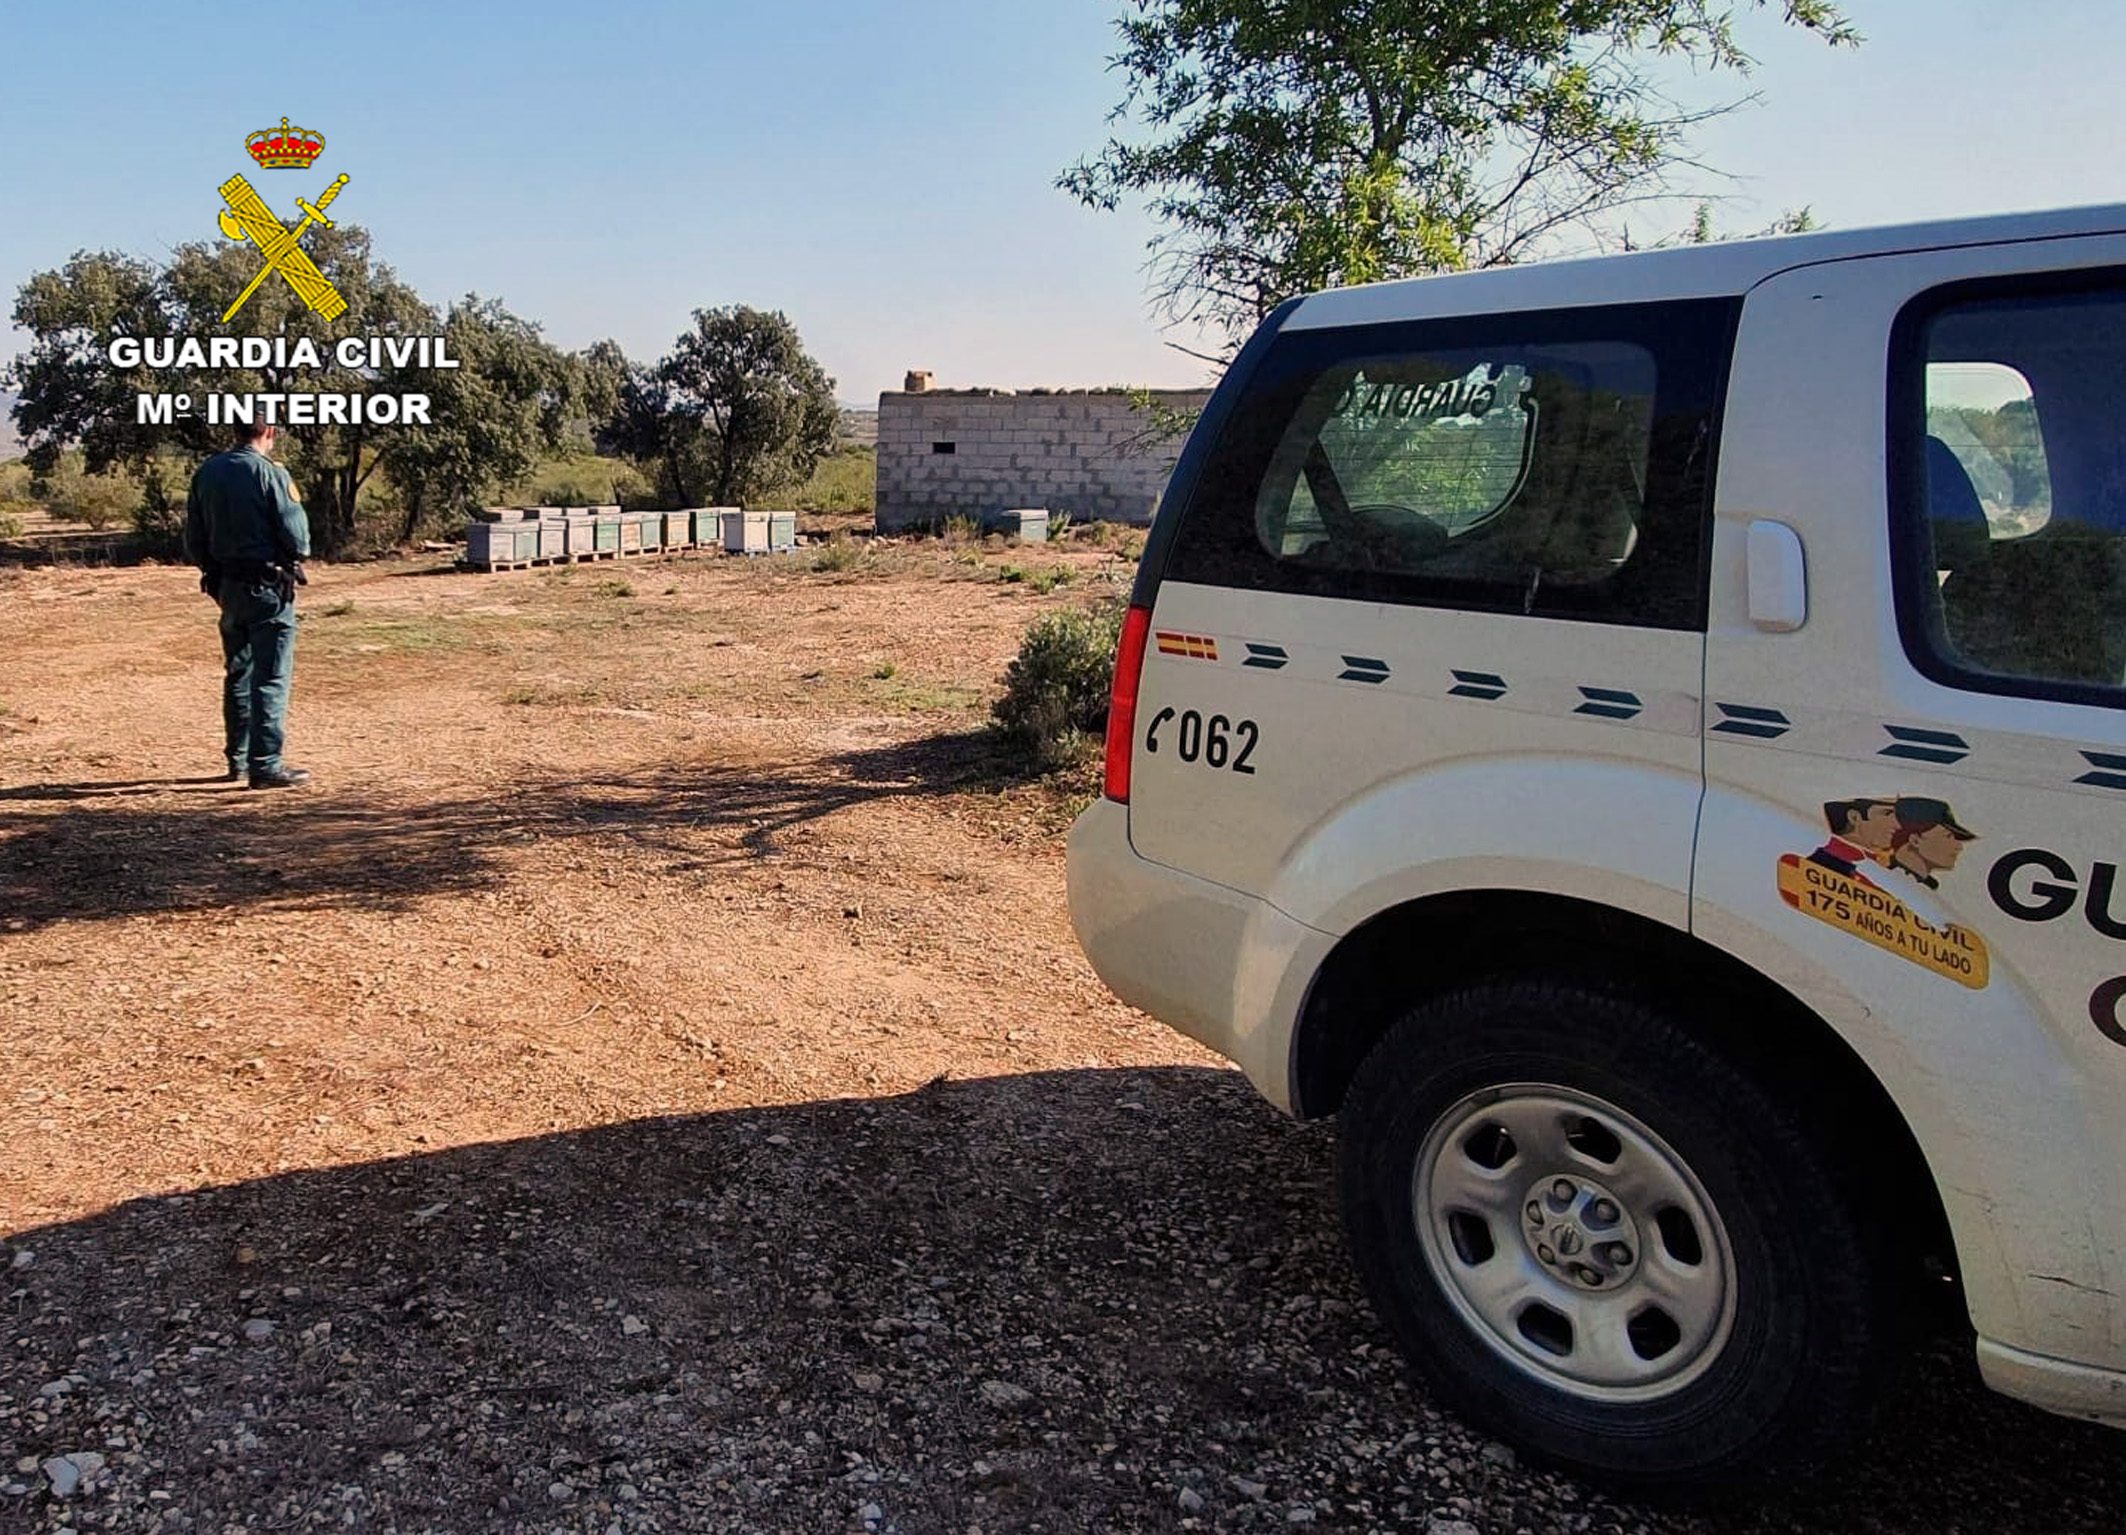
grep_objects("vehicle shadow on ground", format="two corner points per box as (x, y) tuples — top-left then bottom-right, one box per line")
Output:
(3, 1067), (2120, 1534)
(0, 730), (1020, 928)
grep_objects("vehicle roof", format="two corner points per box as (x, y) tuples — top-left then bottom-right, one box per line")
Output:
(1283, 202), (2126, 331)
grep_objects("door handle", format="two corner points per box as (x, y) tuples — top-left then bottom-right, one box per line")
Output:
(1746, 520), (1807, 633)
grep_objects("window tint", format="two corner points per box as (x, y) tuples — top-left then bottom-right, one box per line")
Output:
(1164, 300), (1734, 630)
(1898, 277), (2126, 704)
(1256, 345), (1655, 589)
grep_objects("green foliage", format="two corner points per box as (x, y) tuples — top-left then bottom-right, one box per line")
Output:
(1063, 0), (1858, 345)
(595, 307), (838, 508)
(8, 234), (575, 556)
(130, 458), (187, 554)
(507, 452), (653, 508)
(1030, 566), (1075, 595)
(36, 451), (140, 530)
(940, 513), (984, 545)
(993, 602), (1126, 771)
(0, 460), (33, 538)
(373, 295), (579, 545)
(793, 447), (874, 512)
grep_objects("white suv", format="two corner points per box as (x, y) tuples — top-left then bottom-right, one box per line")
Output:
(1067, 204), (2126, 1492)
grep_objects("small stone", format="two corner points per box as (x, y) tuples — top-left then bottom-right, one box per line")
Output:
(8, 1249), (32, 1271)
(853, 1372), (884, 1393)
(14, 1459), (35, 1474)
(2, 1483), (27, 1498)
(1229, 1477), (1268, 1500)
(235, 1246), (258, 1266)
(1479, 1440), (1516, 1469)
(621, 1315), (648, 1336)
(616, 1483), (640, 1502)
(977, 1379), (1031, 1410)
(859, 1502), (885, 1524)
(1287, 1511), (1317, 1526)
(42, 1458), (80, 1497)
(242, 1318), (276, 1342)
(765, 1134), (791, 1147)
(1177, 1487), (1206, 1513)
(1425, 1519), (1480, 1535)
(547, 1481), (575, 1503)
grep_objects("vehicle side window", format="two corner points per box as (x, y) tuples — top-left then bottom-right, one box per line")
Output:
(1164, 300), (1736, 630)
(1257, 345), (1654, 591)
(1895, 276), (2126, 706)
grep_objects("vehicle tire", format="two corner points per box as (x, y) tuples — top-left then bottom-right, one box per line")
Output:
(1338, 975), (1891, 1496)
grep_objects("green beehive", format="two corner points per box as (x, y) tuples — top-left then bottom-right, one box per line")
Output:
(594, 512), (622, 552)
(691, 508), (725, 546)
(635, 510), (663, 550)
(768, 513), (798, 553)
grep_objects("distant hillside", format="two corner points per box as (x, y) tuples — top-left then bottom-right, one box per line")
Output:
(0, 392), (21, 460)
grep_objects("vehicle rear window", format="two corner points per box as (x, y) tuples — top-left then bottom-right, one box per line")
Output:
(1894, 273), (2126, 707)
(1163, 299), (1736, 630)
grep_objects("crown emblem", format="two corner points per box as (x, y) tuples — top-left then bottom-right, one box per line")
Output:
(245, 116), (325, 170)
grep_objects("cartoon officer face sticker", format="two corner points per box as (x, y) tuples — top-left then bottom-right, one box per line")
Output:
(1887, 797), (1978, 888)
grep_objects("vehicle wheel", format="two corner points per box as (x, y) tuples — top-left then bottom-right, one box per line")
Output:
(1338, 976), (1889, 1495)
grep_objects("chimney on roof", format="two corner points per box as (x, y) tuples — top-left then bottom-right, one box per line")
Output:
(904, 370), (934, 393)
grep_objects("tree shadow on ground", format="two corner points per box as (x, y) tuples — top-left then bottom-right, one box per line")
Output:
(4, 1068), (2121, 1534)
(0, 730), (1027, 929)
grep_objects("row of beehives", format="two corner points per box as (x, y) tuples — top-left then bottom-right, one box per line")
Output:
(462, 507), (798, 569)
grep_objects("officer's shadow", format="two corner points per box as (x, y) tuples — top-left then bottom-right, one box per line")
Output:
(0, 775), (242, 801)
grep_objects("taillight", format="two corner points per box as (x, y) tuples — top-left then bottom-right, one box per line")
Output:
(1103, 603), (1153, 803)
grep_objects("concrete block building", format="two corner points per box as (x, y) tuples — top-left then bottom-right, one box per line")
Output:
(874, 377), (1212, 532)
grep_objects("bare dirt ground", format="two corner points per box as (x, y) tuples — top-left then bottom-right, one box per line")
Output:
(2, 539), (2123, 1534)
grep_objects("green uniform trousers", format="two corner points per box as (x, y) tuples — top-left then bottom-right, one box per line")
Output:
(218, 574), (298, 773)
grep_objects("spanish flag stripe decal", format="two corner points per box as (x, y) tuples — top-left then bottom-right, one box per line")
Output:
(1154, 631), (1219, 662)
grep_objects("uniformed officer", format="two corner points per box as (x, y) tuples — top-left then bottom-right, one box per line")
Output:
(182, 421), (312, 789)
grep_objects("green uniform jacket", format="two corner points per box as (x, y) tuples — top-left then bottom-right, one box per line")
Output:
(183, 446), (311, 573)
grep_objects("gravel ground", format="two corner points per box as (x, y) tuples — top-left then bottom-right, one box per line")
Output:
(5, 1068), (2125, 1534)
(4, 554), (2125, 1532)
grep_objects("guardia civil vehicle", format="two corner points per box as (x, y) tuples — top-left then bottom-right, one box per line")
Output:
(1067, 204), (2126, 1491)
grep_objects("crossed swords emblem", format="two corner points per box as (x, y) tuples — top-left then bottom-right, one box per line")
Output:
(216, 172), (351, 323)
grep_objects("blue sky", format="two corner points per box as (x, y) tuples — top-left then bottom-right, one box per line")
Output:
(1, 1), (2121, 406)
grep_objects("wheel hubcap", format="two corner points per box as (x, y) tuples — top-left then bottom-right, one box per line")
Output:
(1412, 1083), (1736, 1402)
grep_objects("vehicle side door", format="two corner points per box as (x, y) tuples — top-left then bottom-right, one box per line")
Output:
(1696, 237), (2126, 1375)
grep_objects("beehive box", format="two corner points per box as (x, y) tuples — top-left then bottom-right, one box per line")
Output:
(618, 513), (644, 553)
(996, 508), (1049, 544)
(560, 514), (599, 557)
(534, 519), (567, 560)
(662, 511), (695, 548)
(768, 513), (798, 552)
(634, 510), (664, 550)
(721, 509), (771, 554)
(593, 512), (622, 553)
(693, 507), (734, 547)
(466, 520), (536, 565)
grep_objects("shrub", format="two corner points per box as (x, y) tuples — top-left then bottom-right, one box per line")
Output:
(40, 454), (140, 531)
(1030, 567), (1074, 595)
(993, 602), (1125, 771)
(794, 448), (874, 513)
(812, 530), (869, 573)
(941, 513), (983, 545)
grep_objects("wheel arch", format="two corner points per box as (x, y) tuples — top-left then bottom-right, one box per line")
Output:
(1290, 889), (1958, 1287)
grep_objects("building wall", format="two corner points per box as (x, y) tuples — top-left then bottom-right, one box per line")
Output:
(874, 388), (1211, 532)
